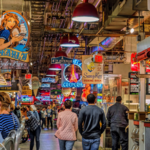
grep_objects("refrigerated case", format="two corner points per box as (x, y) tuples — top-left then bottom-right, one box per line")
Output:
(99, 74), (122, 149)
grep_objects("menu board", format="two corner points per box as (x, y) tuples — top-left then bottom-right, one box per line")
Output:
(129, 72), (139, 95)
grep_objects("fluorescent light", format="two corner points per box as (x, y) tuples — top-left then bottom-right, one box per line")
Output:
(30, 62), (33, 66)
(72, 16), (99, 22)
(60, 44), (80, 47)
(130, 28), (134, 33)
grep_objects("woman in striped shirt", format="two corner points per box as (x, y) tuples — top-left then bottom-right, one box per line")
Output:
(0, 92), (19, 143)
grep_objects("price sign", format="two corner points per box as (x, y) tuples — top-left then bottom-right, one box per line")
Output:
(94, 54), (103, 63)
(25, 74), (32, 79)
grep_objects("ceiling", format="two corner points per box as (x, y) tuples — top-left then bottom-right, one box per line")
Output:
(1, 0), (150, 78)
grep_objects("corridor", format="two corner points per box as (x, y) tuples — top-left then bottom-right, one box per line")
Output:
(19, 130), (83, 150)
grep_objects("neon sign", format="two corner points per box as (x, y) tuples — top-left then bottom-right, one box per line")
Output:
(62, 59), (83, 88)
(41, 84), (50, 88)
(42, 77), (55, 83)
(21, 95), (32, 102)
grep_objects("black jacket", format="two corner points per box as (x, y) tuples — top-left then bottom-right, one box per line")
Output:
(107, 102), (129, 128)
(78, 105), (106, 139)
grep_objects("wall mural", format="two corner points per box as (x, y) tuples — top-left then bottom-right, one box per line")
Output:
(0, 10), (30, 69)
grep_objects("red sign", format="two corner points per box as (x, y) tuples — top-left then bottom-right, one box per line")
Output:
(25, 74), (32, 79)
(94, 54), (103, 63)
(131, 53), (150, 72)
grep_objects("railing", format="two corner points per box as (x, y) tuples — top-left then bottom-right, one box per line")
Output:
(0, 119), (26, 150)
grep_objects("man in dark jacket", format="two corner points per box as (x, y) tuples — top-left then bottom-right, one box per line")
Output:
(107, 96), (129, 150)
(78, 94), (106, 150)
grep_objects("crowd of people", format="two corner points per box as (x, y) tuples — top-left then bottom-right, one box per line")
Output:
(0, 92), (129, 150)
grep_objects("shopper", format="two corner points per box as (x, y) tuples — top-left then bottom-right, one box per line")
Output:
(25, 105), (41, 150)
(72, 101), (80, 117)
(107, 96), (129, 150)
(10, 103), (20, 127)
(41, 107), (46, 129)
(0, 92), (19, 143)
(14, 105), (21, 123)
(46, 106), (53, 130)
(55, 100), (78, 150)
(78, 94), (106, 150)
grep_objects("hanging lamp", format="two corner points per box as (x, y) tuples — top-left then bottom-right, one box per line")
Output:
(46, 70), (56, 77)
(55, 50), (68, 57)
(72, 0), (99, 22)
(60, 35), (80, 47)
(48, 64), (61, 70)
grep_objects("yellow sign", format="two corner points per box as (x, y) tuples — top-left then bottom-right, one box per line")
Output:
(22, 86), (32, 95)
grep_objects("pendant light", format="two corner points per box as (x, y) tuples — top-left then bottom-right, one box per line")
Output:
(60, 35), (79, 47)
(46, 70), (56, 77)
(72, 0), (99, 22)
(48, 64), (61, 71)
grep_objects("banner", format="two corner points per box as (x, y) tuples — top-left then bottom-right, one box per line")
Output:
(51, 56), (73, 64)
(0, 10), (30, 64)
(82, 55), (103, 84)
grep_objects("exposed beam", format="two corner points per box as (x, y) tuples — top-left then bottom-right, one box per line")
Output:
(108, 15), (144, 18)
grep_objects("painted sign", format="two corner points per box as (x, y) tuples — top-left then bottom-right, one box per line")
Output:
(0, 80), (19, 91)
(22, 86), (32, 95)
(51, 56), (73, 64)
(0, 10), (30, 63)
(61, 59), (83, 88)
(0, 59), (28, 69)
(82, 55), (103, 84)
(0, 74), (7, 85)
(42, 77), (55, 83)
(41, 84), (50, 88)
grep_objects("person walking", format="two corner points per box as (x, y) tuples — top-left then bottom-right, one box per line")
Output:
(107, 96), (129, 150)
(55, 100), (78, 150)
(0, 92), (19, 143)
(14, 105), (21, 123)
(46, 106), (53, 130)
(41, 107), (46, 129)
(25, 105), (41, 150)
(78, 94), (106, 150)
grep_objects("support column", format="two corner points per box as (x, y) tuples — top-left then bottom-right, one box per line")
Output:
(139, 61), (146, 111)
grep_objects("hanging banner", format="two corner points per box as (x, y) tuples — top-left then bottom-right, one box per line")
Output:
(42, 78), (55, 83)
(51, 56), (73, 64)
(82, 55), (103, 84)
(0, 59), (29, 70)
(0, 10), (30, 63)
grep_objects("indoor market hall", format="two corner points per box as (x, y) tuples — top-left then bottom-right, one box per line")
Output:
(0, 0), (150, 150)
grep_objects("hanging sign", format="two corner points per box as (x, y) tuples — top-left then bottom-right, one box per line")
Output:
(21, 95), (33, 102)
(0, 70), (11, 87)
(93, 54), (103, 63)
(0, 10), (30, 63)
(51, 89), (61, 95)
(0, 74), (7, 85)
(61, 59), (83, 88)
(22, 86), (32, 95)
(25, 74), (32, 79)
(51, 56), (73, 64)
(82, 55), (103, 84)
(41, 84), (50, 88)
(0, 59), (29, 70)
(42, 77), (55, 83)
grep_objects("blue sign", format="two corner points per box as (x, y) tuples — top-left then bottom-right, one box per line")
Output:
(61, 59), (83, 88)
(41, 84), (50, 88)
(51, 56), (73, 64)
(42, 78), (55, 83)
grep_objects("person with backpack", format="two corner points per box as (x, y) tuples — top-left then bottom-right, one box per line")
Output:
(14, 105), (21, 123)
(25, 105), (41, 150)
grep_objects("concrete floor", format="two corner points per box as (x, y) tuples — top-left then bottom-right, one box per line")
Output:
(19, 129), (83, 150)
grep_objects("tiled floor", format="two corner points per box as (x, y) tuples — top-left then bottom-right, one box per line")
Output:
(19, 129), (83, 150)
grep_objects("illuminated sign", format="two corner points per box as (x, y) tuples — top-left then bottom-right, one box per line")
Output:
(0, 10), (30, 63)
(25, 74), (32, 79)
(61, 59), (83, 88)
(21, 95), (32, 102)
(97, 84), (103, 102)
(51, 56), (73, 64)
(51, 89), (61, 95)
(93, 54), (103, 63)
(42, 78), (55, 83)
(41, 84), (50, 88)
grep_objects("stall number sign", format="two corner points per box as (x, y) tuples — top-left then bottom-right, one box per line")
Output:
(22, 86), (32, 95)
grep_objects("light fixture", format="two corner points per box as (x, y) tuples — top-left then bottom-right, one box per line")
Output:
(72, 0), (99, 22)
(28, 21), (30, 25)
(55, 51), (68, 57)
(49, 64), (61, 70)
(46, 70), (56, 77)
(130, 28), (134, 33)
(30, 62), (33, 66)
(60, 35), (80, 47)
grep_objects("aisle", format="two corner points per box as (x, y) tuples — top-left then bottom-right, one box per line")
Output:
(19, 129), (83, 150)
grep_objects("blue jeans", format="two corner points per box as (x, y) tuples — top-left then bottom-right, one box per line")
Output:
(58, 139), (75, 150)
(82, 138), (100, 150)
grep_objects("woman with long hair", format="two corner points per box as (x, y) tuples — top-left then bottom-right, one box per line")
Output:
(55, 100), (78, 150)
(0, 13), (24, 50)
(0, 92), (19, 143)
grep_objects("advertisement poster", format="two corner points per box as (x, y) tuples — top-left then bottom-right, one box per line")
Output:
(0, 10), (30, 65)
(82, 55), (103, 84)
